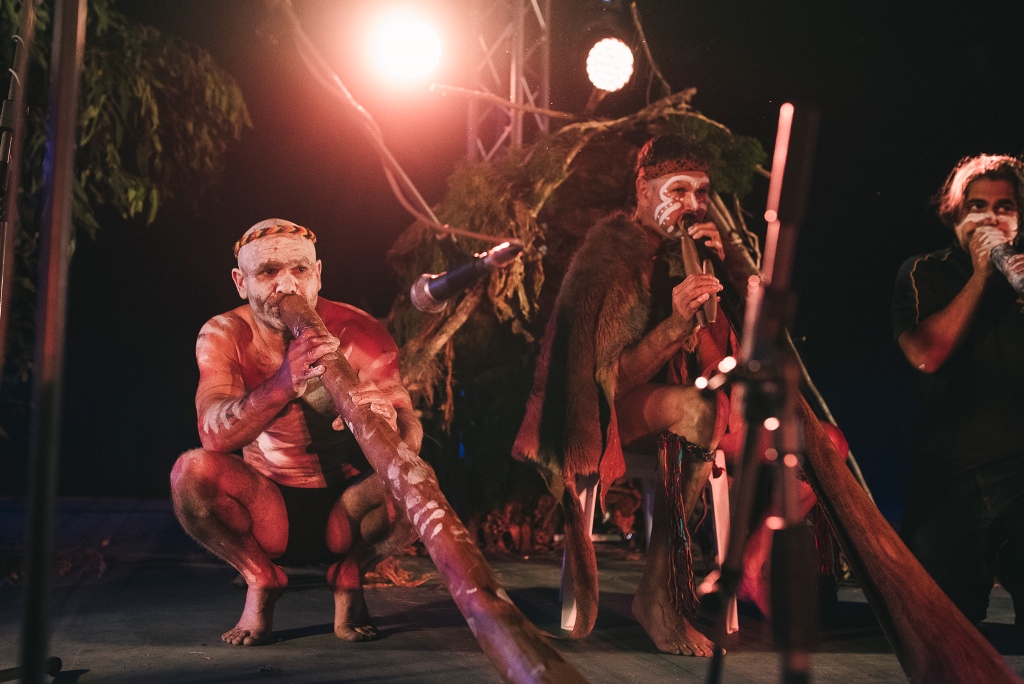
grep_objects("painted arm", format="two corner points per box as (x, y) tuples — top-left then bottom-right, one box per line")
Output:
(195, 322), (339, 452)
(898, 228), (1002, 373)
(340, 376), (422, 454)
(615, 272), (723, 396)
(332, 321), (424, 454)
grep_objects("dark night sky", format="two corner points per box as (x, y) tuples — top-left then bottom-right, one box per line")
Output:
(4, 0), (1024, 519)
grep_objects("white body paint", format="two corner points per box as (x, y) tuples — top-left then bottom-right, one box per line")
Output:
(232, 234), (322, 333)
(367, 351), (398, 371)
(202, 402), (236, 436)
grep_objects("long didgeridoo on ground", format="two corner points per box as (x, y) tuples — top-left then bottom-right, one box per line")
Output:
(709, 201), (1022, 683)
(278, 295), (588, 684)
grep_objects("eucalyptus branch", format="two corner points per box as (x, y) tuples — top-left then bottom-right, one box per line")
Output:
(629, 2), (672, 103)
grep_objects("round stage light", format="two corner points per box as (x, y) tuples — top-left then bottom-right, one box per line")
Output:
(586, 37), (634, 92)
(371, 13), (442, 82)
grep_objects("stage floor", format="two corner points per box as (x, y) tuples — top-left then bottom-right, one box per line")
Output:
(1, 498), (1022, 683)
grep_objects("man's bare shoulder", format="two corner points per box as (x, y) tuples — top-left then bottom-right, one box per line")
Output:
(197, 306), (255, 356)
(316, 298), (392, 345)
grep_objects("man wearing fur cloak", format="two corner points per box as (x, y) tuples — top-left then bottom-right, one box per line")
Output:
(514, 134), (734, 656)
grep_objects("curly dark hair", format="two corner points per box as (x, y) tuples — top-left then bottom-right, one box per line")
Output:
(635, 134), (713, 178)
(935, 154), (1024, 228)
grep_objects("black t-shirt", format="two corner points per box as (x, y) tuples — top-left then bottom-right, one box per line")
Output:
(892, 242), (1024, 474)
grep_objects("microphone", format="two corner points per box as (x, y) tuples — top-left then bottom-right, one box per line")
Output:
(410, 241), (523, 313)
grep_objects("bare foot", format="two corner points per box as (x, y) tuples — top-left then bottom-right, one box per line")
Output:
(329, 557), (378, 642)
(222, 576), (285, 646)
(632, 588), (715, 656)
(334, 587), (378, 642)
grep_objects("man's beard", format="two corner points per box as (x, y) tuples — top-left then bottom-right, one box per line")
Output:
(250, 293), (288, 331)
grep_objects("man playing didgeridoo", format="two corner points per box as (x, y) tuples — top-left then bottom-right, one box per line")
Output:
(171, 219), (422, 646)
(515, 134), (734, 656)
(893, 155), (1024, 624)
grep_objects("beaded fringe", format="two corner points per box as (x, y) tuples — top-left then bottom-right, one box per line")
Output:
(658, 432), (714, 619)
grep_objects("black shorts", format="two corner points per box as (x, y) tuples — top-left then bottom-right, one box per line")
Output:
(271, 482), (347, 567)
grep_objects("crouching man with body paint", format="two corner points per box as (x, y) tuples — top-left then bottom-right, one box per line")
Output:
(171, 219), (422, 646)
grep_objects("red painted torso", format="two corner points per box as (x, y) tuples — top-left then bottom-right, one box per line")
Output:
(195, 298), (402, 487)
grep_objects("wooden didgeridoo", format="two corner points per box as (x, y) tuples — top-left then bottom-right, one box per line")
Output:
(711, 216), (1022, 684)
(680, 230), (717, 326)
(278, 295), (588, 684)
(799, 403), (1021, 683)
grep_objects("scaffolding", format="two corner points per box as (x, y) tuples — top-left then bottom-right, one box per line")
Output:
(466, 0), (551, 160)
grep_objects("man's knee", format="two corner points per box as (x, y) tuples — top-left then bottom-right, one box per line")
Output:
(328, 479), (411, 555)
(340, 472), (389, 519)
(171, 448), (218, 493)
(664, 387), (716, 447)
(373, 507), (417, 559)
(170, 448), (238, 518)
(392, 513), (418, 548)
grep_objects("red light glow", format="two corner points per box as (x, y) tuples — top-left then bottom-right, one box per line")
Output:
(370, 12), (442, 83)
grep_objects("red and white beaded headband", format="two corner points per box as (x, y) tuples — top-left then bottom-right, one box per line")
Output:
(233, 223), (317, 258)
(637, 158), (711, 181)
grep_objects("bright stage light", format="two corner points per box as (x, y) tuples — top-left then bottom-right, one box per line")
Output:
(370, 13), (442, 82)
(586, 37), (634, 92)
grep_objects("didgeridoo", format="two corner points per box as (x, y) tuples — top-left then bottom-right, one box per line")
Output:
(278, 295), (588, 684)
(679, 229), (717, 326)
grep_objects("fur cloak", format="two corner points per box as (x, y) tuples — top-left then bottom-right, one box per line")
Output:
(515, 213), (654, 497)
(513, 212), (656, 638)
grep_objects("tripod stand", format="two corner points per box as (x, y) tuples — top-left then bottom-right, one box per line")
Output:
(704, 102), (820, 684)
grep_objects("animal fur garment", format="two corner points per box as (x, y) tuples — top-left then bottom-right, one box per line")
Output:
(515, 213), (652, 502)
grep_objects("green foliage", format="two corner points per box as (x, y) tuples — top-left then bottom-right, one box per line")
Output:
(77, 4), (251, 227)
(0, 0), (251, 379)
(389, 91), (766, 358)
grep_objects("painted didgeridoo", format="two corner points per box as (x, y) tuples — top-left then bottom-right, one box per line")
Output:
(710, 205), (1022, 684)
(278, 295), (588, 684)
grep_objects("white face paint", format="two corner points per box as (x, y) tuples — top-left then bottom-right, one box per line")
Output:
(957, 211), (1019, 251)
(959, 211), (1017, 234)
(231, 235), (321, 331)
(955, 178), (1019, 248)
(648, 172), (711, 236)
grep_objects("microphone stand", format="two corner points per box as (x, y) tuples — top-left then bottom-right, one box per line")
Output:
(20, 2), (86, 683)
(0, 0), (35, 370)
(706, 102), (820, 684)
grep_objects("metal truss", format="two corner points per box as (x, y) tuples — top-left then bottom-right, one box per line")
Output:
(466, 0), (551, 161)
